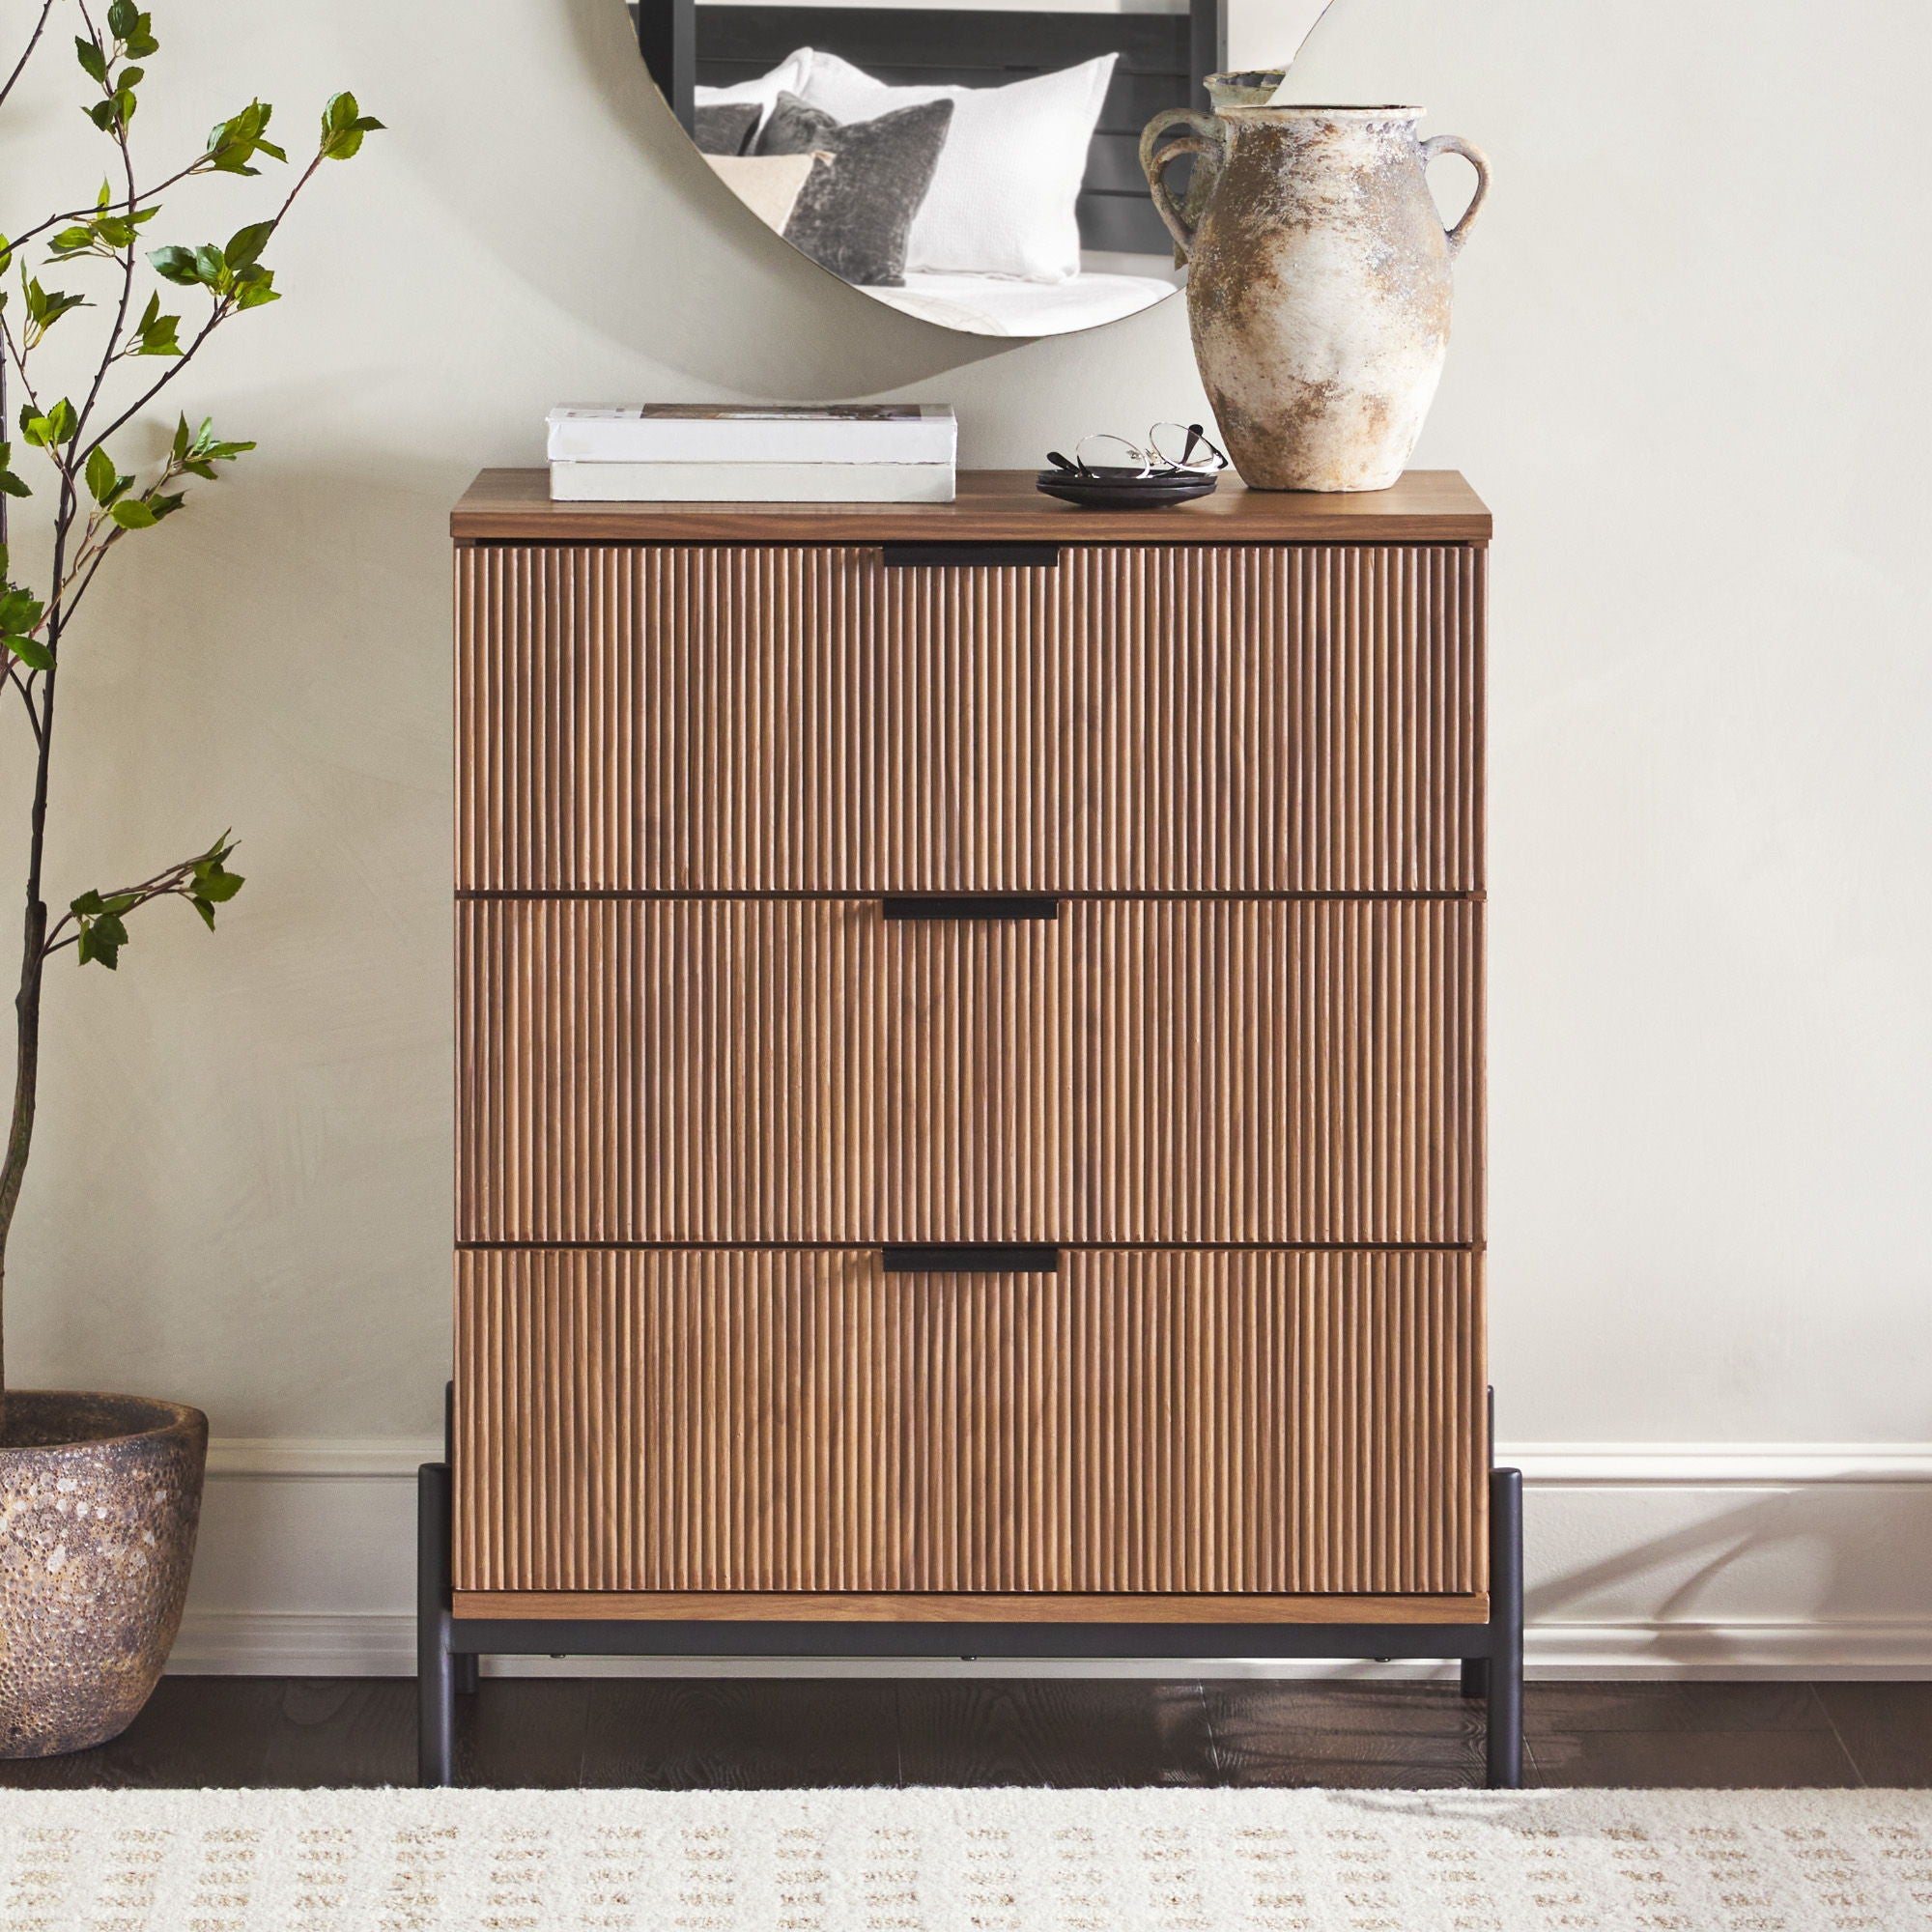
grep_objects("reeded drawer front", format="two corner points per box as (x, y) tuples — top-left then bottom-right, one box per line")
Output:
(456, 543), (1483, 895)
(454, 1246), (1485, 1596)
(456, 896), (1480, 1246)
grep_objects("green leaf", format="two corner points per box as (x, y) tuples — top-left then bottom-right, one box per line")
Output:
(232, 269), (278, 310)
(74, 35), (108, 84)
(224, 220), (274, 271)
(84, 444), (118, 504)
(70, 889), (104, 917)
(131, 291), (180, 356)
(205, 99), (285, 175)
(171, 413), (191, 461)
(22, 280), (89, 340)
(109, 497), (157, 529)
(47, 224), (96, 258)
(0, 471), (29, 499)
(106, 0), (140, 40)
(0, 586), (42, 632)
(3, 633), (53, 672)
(20, 401), (77, 448)
(192, 860), (244, 903)
(75, 910), (129, 968)
(187, 895), (216, 931)
(191, 242), (226, 286)
(320, 91), (384, 161)
(149, 243), (199, 285)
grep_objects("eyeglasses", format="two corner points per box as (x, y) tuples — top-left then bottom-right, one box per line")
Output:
(1046, 422), (1230, 480)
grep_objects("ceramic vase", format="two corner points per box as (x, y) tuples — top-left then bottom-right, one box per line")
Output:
(1145, 105), (1492, 492)
(0, 1392), (206, 1756)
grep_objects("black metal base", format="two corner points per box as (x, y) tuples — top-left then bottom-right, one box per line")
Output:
(415, 1464), (1524, 1788)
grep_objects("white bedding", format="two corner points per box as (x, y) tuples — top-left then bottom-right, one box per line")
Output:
(865, 270), (1179, 337)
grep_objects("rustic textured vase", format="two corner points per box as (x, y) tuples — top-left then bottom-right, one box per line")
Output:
(1145, 106), (1491, 492)
(0, 1391), (206, 1757)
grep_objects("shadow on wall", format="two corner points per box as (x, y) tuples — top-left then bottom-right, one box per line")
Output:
(1524, 1485), (1929, 1661)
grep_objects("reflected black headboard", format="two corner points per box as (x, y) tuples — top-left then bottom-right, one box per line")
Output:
(634, 0), (1225, 256)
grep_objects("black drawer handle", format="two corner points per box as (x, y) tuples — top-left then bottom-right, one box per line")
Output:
(881, 1244), (1060, 1274)
(881, 895), (1058, 922)
(881, 543), (1060, 569)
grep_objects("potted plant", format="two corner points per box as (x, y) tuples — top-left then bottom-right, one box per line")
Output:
(0, 0), (378, 1757)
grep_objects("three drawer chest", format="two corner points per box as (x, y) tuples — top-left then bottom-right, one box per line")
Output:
(420, 468), (1520, 1784)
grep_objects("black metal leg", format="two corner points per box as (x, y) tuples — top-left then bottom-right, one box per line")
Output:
(454, 1651), (480, 1695)
(417, 1462), (457, 1786)
(1485, 1465), (1523, 1788)
(1459, 1657), (1489, 1699)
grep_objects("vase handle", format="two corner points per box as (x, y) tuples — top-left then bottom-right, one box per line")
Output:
(1141, 110), (1221, 262)
(1421, 133), (1492, 254)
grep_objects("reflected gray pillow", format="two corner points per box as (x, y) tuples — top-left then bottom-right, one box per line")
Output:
(756, 92), (953, 288)
(695, 102), (761, 156)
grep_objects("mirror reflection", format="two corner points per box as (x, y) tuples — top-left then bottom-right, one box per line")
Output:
(632, 0), (1230, 336)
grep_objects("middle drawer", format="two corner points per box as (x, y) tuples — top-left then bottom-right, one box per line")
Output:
(457, 895), (1480, 1246)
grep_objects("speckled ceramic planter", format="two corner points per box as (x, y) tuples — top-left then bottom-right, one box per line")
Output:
(0, 1391), (206, 1757)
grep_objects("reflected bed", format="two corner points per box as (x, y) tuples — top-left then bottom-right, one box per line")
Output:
(868, 268), (1179, 336)
(635, 0), (1223, 335)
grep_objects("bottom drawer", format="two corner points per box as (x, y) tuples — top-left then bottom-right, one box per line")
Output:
(454, 1247), (1484, 1597)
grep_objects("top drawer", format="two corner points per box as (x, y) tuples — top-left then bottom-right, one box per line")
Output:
(456, 543), (1483, 894)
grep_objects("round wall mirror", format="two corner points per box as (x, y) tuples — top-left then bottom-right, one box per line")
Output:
(629, 0), (1335, 337)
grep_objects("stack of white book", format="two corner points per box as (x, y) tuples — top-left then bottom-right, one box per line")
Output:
(546, 404), (957, 503)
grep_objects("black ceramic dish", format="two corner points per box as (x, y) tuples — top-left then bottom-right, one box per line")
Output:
(1035, 467), (1220, 510)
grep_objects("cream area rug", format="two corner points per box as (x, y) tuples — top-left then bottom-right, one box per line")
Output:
(4, 1785), (1931, 1931)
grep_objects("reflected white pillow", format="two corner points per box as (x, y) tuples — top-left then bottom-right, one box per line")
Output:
(798, 50), (1116, 284)
(704, 152), (820, 236)
(693, 47), (813, 138)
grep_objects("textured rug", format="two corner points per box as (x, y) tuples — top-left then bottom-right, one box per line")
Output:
(3, 1785), (1931, 1931)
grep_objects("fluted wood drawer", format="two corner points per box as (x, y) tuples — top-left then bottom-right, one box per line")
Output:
(454, 1246), (1485, 1596)
(456, 543), (1483, 894)
(456, 896), (1480, 1245)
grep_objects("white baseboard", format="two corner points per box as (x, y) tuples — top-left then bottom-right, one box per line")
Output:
(172, 1439), (1932, 1679)
(166, 1611), (1932, 1681)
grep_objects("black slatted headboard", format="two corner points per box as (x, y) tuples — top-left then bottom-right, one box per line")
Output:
(634, 0), (1224, 257)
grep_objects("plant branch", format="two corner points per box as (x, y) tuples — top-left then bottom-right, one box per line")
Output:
(41, 850), (205, 952)
(0, 660), (41, 743)
(70, 1), (144, 451)
(0, 0), (54, 116)
(0, 25), (380, 1412)
(78, 134), (325, 466)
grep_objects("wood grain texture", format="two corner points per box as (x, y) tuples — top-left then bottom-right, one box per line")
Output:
(456, 541), (1484, 895)
(452, 1247), (1485, 1597)
(455, 895), (1481, 1246)
(450, 467), (1493, 545)
(451, 1591), (1491, 1625)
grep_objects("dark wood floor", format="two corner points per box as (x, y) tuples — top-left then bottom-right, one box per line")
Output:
(0, 1678), (1923, 1789)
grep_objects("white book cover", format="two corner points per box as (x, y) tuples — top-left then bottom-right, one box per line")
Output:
(549, 461), (956, 504)
(546, 403), (958, 467)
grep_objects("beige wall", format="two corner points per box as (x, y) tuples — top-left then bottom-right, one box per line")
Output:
(5, 0), (1929, 1480)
